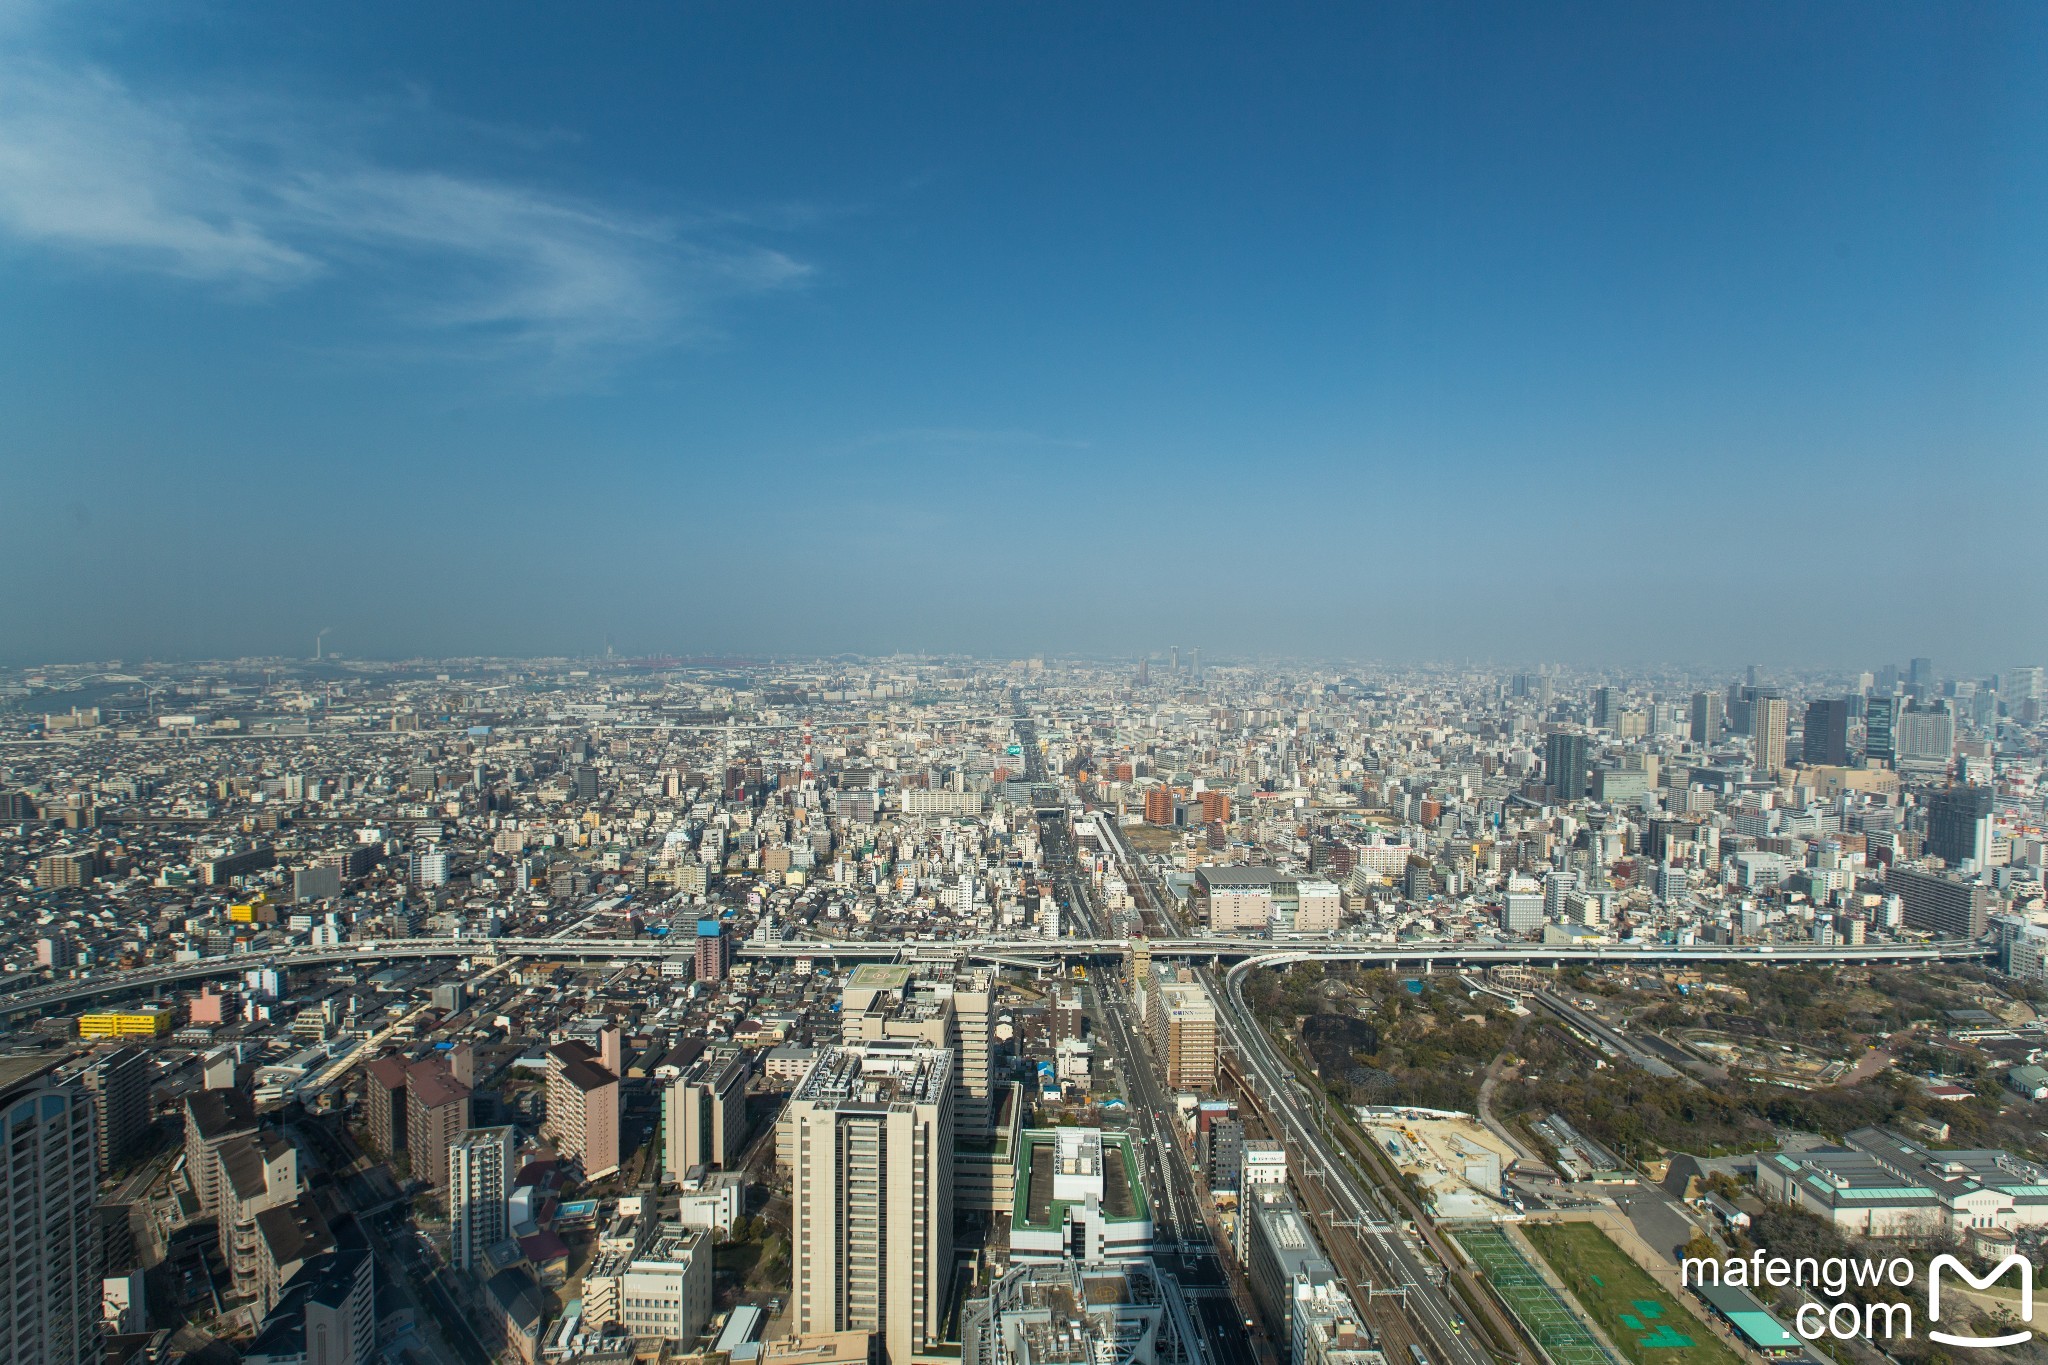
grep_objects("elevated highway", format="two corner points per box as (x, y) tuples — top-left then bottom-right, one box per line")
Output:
(0, 934), (1984, 1018)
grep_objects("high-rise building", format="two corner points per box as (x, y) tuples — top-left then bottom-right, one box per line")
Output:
(1909, 657), (1936, 693)
(1156, 983), (1217, 1092)
(405, 1063), (471, 1190)
(407, 848), (448, 888)
(1753, 696), (1789, 776)
(185, 1089), (258, 1214)
(1926, 785), (1995, 871)
(449, 1126), (516, 1273)
(694, 919), (730, 984)
(1896, 700), (1957, 772)
(1543, 869), (1579, 921)
(1501, 892), (1544, 936)
(839, 965), (997, 1136)
(1245, 1187), (1340, 1355)
(1142, 786), (1175, 826)
(1689, 691), (1725, 744)
(545, 1041), (621, 1179)
(2004, 666), (2044, 702)
(664, 1052), (751, 1179)
(1591, 687), (1616, 730)
(363, 1054), (410, 1156)
(1888, 866), (1991, 940)
(244, 1242), (376, 1365)
(0, 1061), (99, 1365)
(34, 851), (99, 890)
(220, 1131), (302, 1298)
(1544, 732), (1589, 801)
(1865, 695), (1897, 763)
(80, 1046), (150, 1175)
(1803, 698), (1851, 767)
(781, 1044), (954, 1365)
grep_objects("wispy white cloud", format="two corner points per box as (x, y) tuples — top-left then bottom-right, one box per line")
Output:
(0, 5), (810, 372)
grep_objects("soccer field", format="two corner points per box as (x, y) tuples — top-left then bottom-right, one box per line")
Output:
(1520, 1223), (1744, 1365)
(1449, 1224), (1617, 1365)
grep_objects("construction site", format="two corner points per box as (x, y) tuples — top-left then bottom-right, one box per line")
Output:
(1361, 1109), (1520, 1221)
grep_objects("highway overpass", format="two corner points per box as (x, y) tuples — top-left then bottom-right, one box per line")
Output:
(0, 935), (1986, 1019)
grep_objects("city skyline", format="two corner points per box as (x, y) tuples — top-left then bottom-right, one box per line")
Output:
(5, 1), (2045, 665)
(2, 649), (2044, 1364)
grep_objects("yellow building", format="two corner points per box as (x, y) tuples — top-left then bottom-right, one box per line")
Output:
(228, 892), (270, 924)
(78, 1010), (173, 1039)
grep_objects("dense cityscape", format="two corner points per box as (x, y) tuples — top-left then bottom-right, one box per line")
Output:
(6, 1), (2044, 1363)
(2, 650), (2044, 1365)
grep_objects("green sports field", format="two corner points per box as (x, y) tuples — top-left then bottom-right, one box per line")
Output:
(1449, 1224), (1616, 1365)
(1520, 1223), (1743, 1365)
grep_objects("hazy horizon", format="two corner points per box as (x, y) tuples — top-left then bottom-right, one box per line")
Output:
(4, 2), (2043, 668)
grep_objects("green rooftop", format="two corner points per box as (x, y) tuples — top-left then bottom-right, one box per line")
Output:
(1011, 1128), (1152, 1230)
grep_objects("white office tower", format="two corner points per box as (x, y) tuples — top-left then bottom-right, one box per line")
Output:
(0, 1064), (98, 1365)
(449, 1126), (517, 1273)
(781, 1043), (954, 1365)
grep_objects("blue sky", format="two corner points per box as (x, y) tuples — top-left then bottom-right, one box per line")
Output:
(3, 2), (2043, 669)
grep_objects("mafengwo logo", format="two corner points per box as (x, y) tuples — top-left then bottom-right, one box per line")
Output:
(1927, 1255), (2033, 1350)
(1682, 1251), (2035, 1347)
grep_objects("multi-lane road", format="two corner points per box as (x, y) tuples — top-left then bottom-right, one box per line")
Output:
(1020, 710), (1257, 1365)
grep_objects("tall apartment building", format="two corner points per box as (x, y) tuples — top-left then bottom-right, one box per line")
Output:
(1888, 865), (1992, 940)
(406, 1063), (471, 1190)
(694, 919), (731, 984)
(363, 1054), (410, 1156)
(545, 1041), (621, 1179)
(0, 1062), (100, 1365)
(219, 1130), (302, 1296)
(1142, 786), (1175, 826)
(1752, 696), (1789, 776)
(1157, 982), (1218, 1092)
(80, 1045), (150, 1174)
(250, 1195), (334, 1318)
(449, 1126), (517, 1273)
(839, 964), (997, 1136)
(244, 1242), (375, 1365)
(664, 1052), (752, 1179)
(184, 1088), (258, 1214)
(34, 850), (100, 890)
(780, 1043), (954, 1365)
